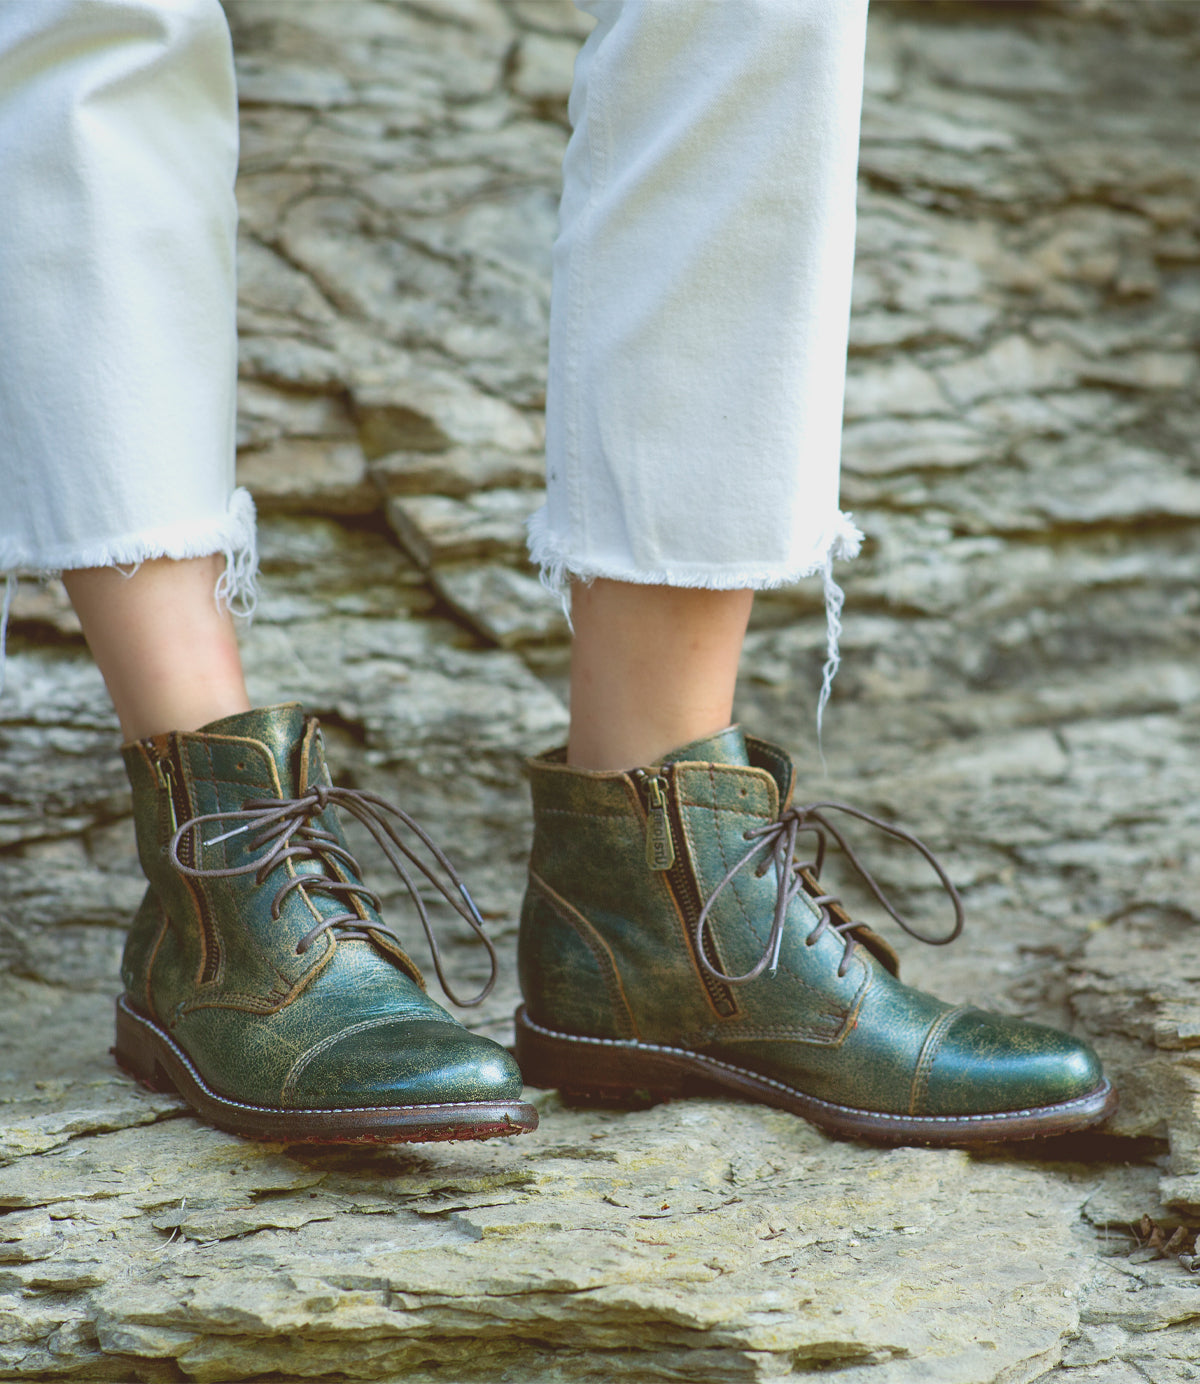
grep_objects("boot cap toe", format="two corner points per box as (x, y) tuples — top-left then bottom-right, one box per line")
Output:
(283, 1018), (525, 1109)
(921, 1008), (1106, 1117)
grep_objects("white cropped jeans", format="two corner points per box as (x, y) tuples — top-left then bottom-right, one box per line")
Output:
(0, 0), (869, 683)
(0, 0), (254, 610)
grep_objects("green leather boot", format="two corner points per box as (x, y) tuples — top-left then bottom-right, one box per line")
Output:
(115, 703), (536, 1143)
(515, 727), (1115, 1145)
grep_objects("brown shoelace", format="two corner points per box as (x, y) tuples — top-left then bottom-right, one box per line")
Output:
(694, 801), (965, 985)
(168, 785), (496, 1007)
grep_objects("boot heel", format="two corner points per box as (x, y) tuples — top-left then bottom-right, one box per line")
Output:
(112, 999), (176, 1094)
(514, 1006), (690, 1107)
(558, 1084), (672, 1111)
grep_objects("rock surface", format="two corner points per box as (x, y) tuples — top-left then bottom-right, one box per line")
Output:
(3, 1), (1200, 1380)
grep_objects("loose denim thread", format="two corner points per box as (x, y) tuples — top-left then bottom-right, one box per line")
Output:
(528, 505), (862, 760)
(0, 572), (14, 697)
(816, 552), (848, 772)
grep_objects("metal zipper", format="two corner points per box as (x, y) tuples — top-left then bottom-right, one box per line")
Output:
(148, 738), (221, 985)
(634, 766), (738, 1019)
(151, 754), (177, 838)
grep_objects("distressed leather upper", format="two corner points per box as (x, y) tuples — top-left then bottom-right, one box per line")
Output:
(519, 728), (1104, 1118)
(121, 704), (521, 1110)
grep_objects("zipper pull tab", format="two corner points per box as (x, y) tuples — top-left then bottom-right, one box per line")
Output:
(641, 773), (676, 871)
(153, 755), (179, 834)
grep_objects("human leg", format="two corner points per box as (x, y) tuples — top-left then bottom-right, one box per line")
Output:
(567, 580), (753, 771)
(518, 0), (1115, 1144)
(538, 0), (867, 770)
(0, 0), (258, 733)
(2, 0), (533, 1142)
(63, 558), (250, 740)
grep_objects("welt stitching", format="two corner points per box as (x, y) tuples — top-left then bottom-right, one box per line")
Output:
(120, 1000), (512, 1117)
(521, 1010), (1108, 1126)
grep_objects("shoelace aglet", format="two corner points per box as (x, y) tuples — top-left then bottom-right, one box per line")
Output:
(459, 882), (485, 929)
(204, 821), (255, 848)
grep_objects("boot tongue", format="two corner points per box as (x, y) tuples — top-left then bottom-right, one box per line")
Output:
(661, 725), (750, 767)
(197, 703), (308, 792)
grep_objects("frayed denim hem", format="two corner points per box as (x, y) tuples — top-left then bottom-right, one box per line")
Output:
(0, 486), (258, 695)
(526, 504), (863, 748)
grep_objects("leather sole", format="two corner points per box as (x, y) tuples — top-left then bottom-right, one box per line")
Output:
(114, 996), (539, 1144)
(514, 1006), (1118, 1147)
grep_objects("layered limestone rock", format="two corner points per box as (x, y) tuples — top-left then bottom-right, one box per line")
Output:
(3, 1), (1199, 1380)
(0, 1075), (1138, 1384)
